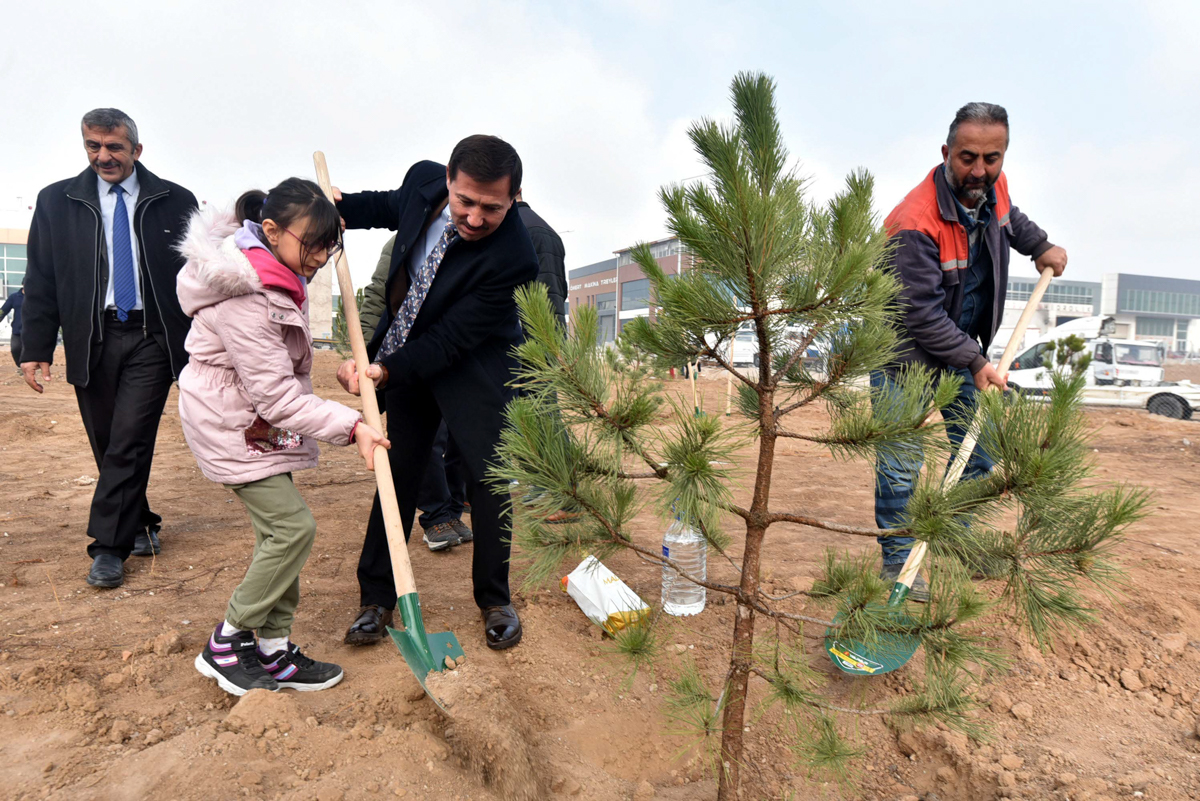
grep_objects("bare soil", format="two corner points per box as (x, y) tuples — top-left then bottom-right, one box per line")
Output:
(1, 348), (1198, 801)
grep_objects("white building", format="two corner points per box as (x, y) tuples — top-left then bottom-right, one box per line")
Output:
(996, 272), (1200, 357)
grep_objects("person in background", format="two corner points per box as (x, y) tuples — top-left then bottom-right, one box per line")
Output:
(514, 193), (579, 524)
(0, 286), (23, 368)
(21, 108), (198, 587)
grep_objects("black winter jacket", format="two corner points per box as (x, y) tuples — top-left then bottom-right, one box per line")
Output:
(22, 163), (198, 385)
(516, 202), (567, 326)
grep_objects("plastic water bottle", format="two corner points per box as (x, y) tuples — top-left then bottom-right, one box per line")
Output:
(662, 514), (707, 616)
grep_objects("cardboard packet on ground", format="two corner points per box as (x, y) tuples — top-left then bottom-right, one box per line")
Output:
(560, 555), (650, 635)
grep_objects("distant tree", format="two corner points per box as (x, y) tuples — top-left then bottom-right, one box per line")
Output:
(332, 289), (364, 358)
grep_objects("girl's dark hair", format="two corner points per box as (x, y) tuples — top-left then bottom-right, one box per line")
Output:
(235, 177), (341, 261)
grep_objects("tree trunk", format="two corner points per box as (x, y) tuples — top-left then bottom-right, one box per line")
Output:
(716, 389), (777, 801)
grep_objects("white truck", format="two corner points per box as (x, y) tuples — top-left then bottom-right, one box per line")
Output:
(1006, 316), (1198, 420)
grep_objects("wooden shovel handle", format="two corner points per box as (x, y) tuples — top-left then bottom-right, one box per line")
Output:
(943, 266), (1054, 487)
(313, 152), (417, 598)
(894, 266), (1054, 593)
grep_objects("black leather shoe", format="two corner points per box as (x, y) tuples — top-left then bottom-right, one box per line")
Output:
(132, 527), (161, 557)
(87, 554), (125, 588)
(344, 605), (394, 645)
(482, 605), (522, 650)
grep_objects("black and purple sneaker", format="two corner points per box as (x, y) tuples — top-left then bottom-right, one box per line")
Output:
(194, 625), (278, 696)
(259, 643), (344, 691)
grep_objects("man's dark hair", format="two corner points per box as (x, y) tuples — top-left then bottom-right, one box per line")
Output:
(947, 102), (1009, 148)
(81, 108), (139, 148)
(448, 135), (522, 197)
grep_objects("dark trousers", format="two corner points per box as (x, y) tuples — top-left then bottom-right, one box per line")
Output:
(74, 314), (173, 559)
(9, 333), (21, 367)
(357, 356), (515, 610)
(416, 421), (467, 529)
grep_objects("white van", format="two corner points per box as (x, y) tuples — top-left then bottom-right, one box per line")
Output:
(1004, 317), (1196, 419)
(1007, 337), (1165, 391)
(719, 323), (822, 368)
(1006, 316), (1165, 391)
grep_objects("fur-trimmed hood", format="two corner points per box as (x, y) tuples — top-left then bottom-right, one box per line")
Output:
(175, 207), (265, 317)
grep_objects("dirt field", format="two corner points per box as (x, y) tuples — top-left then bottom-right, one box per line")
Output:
(1, 348), (1198, 801)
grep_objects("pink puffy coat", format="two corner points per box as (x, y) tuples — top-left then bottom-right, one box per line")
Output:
(175, 208), (360, 485)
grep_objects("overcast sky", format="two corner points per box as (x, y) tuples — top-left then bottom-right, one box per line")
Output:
(2, 1), (1197, 288)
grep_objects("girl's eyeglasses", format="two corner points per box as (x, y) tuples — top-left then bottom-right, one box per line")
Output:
(283, 227), (343, 257)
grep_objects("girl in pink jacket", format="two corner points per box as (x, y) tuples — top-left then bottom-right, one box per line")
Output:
(176, 178), (388, 696)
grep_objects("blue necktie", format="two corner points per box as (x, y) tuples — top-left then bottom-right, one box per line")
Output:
(376, 220), (458, 362)
(111, 184), (136, 322)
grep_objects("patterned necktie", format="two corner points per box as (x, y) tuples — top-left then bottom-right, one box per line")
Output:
(375, 219), (458, 362)
(110, 184), (137, 322)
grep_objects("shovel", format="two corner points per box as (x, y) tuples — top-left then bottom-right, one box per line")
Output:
(825, 266), (1055, 676)
(313, 152), (463, 708)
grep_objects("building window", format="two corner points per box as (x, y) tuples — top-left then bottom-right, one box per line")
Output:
(595, 292), (616, 311)
(1136, 316), (1175, 338)
(621, 278), (651, 311)
(1007, 279), (1095, 307)
(648, 240), (679, 260)
(1, 244), (26, 296)
(1123, 288), (1200, 316)
(617, 240), (681, 266)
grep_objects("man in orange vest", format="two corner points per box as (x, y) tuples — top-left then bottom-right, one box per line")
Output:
(875, 102), (1068, 600)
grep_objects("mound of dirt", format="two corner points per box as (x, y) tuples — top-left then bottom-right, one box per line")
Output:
(427, 664), (546, 801)
(3, 351), (1199, 801)
(224, 688), (301, 735)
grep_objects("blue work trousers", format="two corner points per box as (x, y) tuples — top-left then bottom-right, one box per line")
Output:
(872, 367), (994, 566)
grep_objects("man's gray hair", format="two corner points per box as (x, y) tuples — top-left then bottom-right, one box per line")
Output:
(947, 102), (1008, 148)
(81, 108), (139, 148)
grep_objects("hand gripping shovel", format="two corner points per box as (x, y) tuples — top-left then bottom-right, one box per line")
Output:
(825, 267), (1055, 676)
(313, 152), (463, 708)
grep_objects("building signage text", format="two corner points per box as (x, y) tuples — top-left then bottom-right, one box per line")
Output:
(569, 276), (618, 292)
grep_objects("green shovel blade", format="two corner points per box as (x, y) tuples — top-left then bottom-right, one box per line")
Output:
(823, 585), (921, 676)
(824, 629), (920, 676)
(387, 592), (464, 712)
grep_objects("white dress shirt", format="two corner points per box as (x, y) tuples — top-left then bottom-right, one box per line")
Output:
(97, 171), (143, 310)
(407, 202), (454, 282)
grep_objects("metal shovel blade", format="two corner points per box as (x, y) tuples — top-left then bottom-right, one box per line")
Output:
(387, 593), (464, 712)
(824, 628), (920, 676)
(824, 589), (921, 677)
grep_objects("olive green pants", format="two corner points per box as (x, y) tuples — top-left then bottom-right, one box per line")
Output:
(223, 473), (317, 638)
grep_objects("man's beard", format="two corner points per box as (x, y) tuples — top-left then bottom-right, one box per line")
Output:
(946, 164), (992, 205)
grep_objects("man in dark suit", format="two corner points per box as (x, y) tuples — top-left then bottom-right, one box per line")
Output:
(21, 108), (198, 587)
(334, 135), (537, 650)
(359, 236), (473, 553)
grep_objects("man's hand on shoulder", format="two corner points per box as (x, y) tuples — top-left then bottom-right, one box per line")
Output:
(1035, 245), (1068, 277)
(21, 361), (51, 394)
(330, 186), (346, 231)
(973, 362), (1008, 392)
(337, 358), (387, 396)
